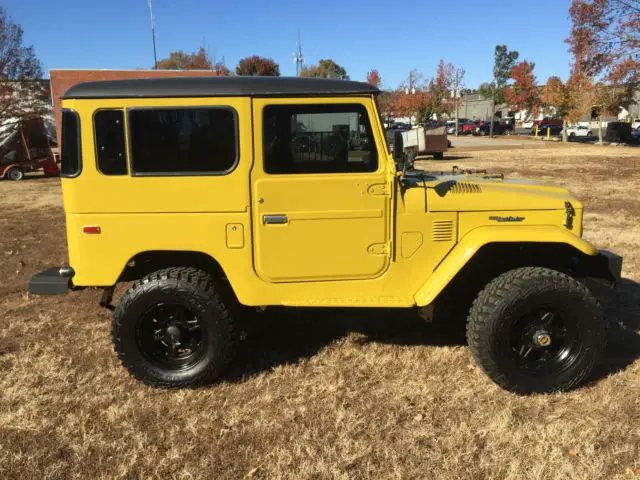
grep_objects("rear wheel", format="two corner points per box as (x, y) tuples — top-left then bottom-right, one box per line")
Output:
(112, 267), (237, 388)
(466, 267), (606, 394)
(5, 167), (24, 181)
(433, 152), (444, 160)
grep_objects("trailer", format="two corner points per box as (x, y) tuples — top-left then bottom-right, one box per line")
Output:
(400, 125), (448, 160)
(0, 117), (59, 181)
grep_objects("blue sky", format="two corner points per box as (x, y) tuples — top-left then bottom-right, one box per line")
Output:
(7, 0), (574, 89)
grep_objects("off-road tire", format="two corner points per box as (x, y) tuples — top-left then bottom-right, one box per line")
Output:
(466, 267), (606, 394)
(6, 167), (24, 181)
(433, 152), (444, 160)
(112, 267), (237, 388)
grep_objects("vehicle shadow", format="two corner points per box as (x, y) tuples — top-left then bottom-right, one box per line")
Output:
(226, 278), (640, 385)
(592, 278), (640, 382)
(226, 307), (464, 382)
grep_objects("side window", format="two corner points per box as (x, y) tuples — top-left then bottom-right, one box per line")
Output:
(94, 110), (127, 175)
(60, 109), (81, 177)
(128, 107), (237, 175)
(263, 104), (378, 174)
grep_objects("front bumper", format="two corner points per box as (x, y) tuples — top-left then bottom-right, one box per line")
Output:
(29, 266), (74, 295)
(583, 249), (623, 296)
(596, 249), (623, 284)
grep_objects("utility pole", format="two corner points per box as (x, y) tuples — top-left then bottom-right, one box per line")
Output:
(148, 0), (158, 69)
(454, 70), (460, 137)
(405, 71), (416, 127)
(489, 86), (495, 138)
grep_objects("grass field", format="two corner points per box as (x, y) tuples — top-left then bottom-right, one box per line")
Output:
(1, 142), (639, 479)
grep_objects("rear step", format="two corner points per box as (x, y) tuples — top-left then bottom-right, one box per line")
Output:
(29, 266), (74, 295)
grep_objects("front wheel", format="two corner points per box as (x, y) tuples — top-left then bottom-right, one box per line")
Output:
(466, 267), (606, 394)
(112, 267), (237, 388)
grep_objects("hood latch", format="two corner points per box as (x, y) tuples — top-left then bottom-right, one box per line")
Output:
(564, 201), (575, 229)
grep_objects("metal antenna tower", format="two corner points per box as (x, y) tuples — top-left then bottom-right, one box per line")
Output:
(148, 0), (158, 69)
(293, 30), (304, 76)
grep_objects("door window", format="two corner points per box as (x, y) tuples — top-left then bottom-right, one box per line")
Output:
(263, 104), (377, 174)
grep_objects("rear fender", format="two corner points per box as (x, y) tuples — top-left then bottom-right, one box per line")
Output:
(414, 225), (598, 306)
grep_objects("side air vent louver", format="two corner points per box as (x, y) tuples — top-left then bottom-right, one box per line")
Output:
(432, 220), (454, 242)
(450, 182), (482, 194)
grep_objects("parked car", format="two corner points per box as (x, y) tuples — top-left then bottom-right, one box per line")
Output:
(445, 119), (469, 134)
(632, 119), (640, 132)
(389, 122), (411, 131)
(461, 120), (480, 135)
(473, 121), (514, 136)
(535, 124), (563, 136)
(29, 76), (622, 394)
(564, 125), (593, 137)
(534, 117), (563, 127)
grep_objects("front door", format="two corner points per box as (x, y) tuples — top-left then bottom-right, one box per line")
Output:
(251, 98), (391, 283)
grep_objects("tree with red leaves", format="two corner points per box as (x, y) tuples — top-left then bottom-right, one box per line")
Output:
(235, 56), (280, 76)
(505, 61), (541, 119)
(567, 0), (639, 110)
(393, 70), (431, 124)
(156, 47), (231, 75)
(542, 74), (594, 142)
(376, 91), (396, 126)
(428, 59), (456, 118)
(366, 69), (381, 88)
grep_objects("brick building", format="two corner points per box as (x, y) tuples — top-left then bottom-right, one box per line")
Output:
(49, 69), (220, 146)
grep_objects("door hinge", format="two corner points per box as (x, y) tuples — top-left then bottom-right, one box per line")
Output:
(368, 242), (391, 255)
(367, 183), (392, 197)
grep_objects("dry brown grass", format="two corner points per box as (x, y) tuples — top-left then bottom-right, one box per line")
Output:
(1, 143), (639, 479)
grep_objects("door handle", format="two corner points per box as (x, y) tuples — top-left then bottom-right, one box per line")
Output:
(263, 214), (288, 225)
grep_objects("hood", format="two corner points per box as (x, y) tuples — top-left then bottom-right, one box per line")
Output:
(403, 172), (580, 212)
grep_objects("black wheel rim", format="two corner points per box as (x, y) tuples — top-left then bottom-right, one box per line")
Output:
(135, 303), (205, 371)
(509, 308), (581, 374)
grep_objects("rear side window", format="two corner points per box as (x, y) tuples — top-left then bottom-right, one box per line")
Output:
(94, 110), (127, 175)
(60, 109), (81, 177)
(128, 107), (237, 175)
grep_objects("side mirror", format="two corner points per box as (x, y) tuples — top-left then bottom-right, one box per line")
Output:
(393, 131), (404, 162)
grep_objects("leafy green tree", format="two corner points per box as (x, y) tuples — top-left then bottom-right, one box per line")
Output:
(300, 59), (349, 80)
(479, 45), (519, 136)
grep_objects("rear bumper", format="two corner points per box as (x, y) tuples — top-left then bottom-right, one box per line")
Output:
(29, 266), (74, 295)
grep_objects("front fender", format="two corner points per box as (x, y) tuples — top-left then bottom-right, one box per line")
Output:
(413, 225), (598, 306)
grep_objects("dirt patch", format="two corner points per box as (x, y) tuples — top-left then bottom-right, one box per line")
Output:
(1, 147), (639, 479)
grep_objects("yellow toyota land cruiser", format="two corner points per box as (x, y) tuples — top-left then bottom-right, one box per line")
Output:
(29, 77), (622, 394)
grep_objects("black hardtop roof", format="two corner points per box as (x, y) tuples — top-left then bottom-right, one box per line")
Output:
(62, 76), (380, 99)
